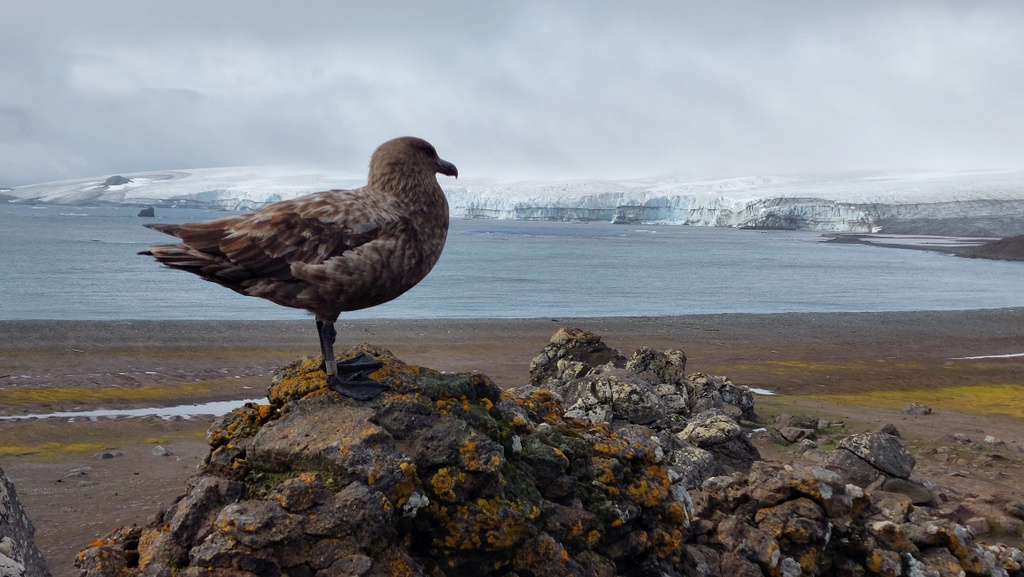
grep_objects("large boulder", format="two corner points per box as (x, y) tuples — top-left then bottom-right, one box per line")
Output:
(823, 432), (916, 487)
(77, 345), (696, 577)
(528, 327), (626, 389)
(559, 368), (666, 425)
(531, 327), (756, 431)
(677, 409), (760, 474)
(0, 467), (51, 577)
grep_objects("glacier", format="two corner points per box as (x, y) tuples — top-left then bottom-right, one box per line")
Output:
(5, 167), (1024, 236)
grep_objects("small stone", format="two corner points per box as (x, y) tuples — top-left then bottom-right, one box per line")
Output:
(152, 445), (172, 457)
(953, 433), (971, 443)
(778, 426), (816, 444)
(983, 435), (1004, 446)
(964, 516), (990, 535)
(901, 403), (932, 415)
(877, 423), (901, 438)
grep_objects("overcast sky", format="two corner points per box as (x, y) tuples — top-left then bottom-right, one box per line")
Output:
(2, 1), (1023, 186)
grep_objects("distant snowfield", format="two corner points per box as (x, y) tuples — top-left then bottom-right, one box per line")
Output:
(7, 167), (1024, 235)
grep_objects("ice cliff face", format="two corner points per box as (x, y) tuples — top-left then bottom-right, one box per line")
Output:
(443, 171), (1024, 236)
(8, 168), (1024, 236)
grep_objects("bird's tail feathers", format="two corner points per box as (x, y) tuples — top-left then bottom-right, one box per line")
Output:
(141, 244), (221, 272)
(144, 223), (182, 235)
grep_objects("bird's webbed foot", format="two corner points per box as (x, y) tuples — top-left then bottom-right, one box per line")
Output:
(326, 353), (387, 401)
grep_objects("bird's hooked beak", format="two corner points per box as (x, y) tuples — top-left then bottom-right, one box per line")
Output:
(436, 158), (459, 179)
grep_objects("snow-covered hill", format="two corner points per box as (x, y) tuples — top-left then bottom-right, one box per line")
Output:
(7, 167), (1024, 236)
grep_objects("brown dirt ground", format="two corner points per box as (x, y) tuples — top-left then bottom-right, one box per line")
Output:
(1, 310), (1023, 576)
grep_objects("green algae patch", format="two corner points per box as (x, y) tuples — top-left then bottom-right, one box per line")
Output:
(0, 441), (111, 458)
(0, 415), (210, 462)
(799, 383), (1024, 418)
(0, 376), (265, 412)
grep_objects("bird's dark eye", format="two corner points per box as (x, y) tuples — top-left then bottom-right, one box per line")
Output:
(417, 141), (437, 157)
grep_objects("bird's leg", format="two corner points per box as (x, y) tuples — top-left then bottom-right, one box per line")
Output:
(316, 319), (387, 401)
(316, 320), (338, 378)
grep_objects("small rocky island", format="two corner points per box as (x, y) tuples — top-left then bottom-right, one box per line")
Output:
(61, 327), (1024, 577)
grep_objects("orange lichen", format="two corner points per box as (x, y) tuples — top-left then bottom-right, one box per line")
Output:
(592, 457), (620, 485)
(513, 390), (563, 423)
(626, 474), (669, 508)
(651, 527), (685, 562)
(134, 528), (164, 569)
(427, 495), (540, 552)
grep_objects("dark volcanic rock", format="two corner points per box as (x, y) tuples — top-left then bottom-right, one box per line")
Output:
(74, 331), (1024, 577)
(78, 345), (695, 576)
(962, 233), (1024, 261)
(839, 432), (916, 479)
(137, 206), (155, 217)
(103, 175), (132, 186)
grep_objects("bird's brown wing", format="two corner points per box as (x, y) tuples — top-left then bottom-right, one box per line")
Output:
(145, 188), (397, 285)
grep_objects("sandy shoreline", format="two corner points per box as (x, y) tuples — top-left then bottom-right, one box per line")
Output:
(3, 308), (1023, 396)
(2, 309), (1024, 576)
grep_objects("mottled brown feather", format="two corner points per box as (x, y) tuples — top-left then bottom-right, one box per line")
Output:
(141, 137), (454, 322)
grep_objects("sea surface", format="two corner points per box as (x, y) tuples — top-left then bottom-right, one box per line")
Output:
(1, 204), (1022, 320)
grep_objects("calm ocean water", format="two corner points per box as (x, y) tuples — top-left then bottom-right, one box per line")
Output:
(1, 204), (1022, 320)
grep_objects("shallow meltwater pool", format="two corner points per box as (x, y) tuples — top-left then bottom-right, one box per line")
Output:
(0, 398), (264, 421)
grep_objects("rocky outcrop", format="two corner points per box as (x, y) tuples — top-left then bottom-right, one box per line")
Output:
(103, 176), (132, 187)
(74, 331), (1024, 577)
(0, 467), (51, 577)
(962, 234), (1024, 262)
(77, 346), (698, 577)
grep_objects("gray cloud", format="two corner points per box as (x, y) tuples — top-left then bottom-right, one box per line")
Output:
(2, 1), (1023, 186)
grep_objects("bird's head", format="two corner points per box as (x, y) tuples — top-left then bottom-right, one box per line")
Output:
(368, 137), (458, 191)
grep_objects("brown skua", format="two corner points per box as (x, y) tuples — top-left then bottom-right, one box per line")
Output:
(141, 136), (457, 399)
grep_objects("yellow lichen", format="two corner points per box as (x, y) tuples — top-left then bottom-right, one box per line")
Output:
(427, 495), (536, 552)
(431, 467), (463, 503)
(460, 435), (504, 473)
(394, 462), (420, 508)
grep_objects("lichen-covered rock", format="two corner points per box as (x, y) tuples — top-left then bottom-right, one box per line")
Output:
(822, 432), (917, 489)
(822, 445), (888, 487)
(77, 344), (695, 577)
(531, 328), (755, 428)
(0, 467), (51, 577)
(560, 368), (666, 425)
(625, 347), (687, 387)
(687, 373), (756, 420)
(73, 332), (1024, 577)
(677, 409), (760, 474)
(528, 327), (626, 389)
(667, 442), (720, 489)
(778, 426), (816, 444)
(839, 432), (916, 479)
